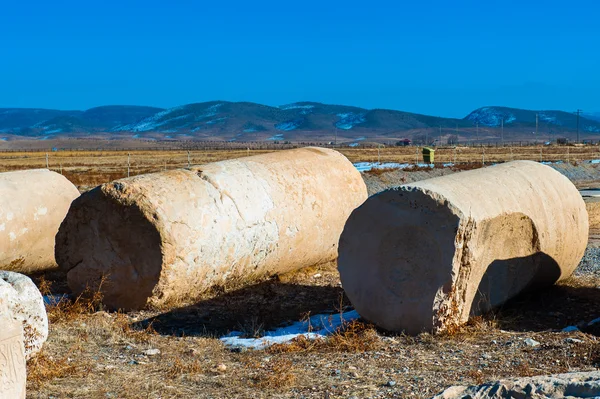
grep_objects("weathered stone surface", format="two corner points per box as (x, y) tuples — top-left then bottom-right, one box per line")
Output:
(0, 169), (80, 273)
(339, 161), (588, 334)
(56, 147), (368, 310)
(431, 371), (600, 399)
(0, 271), (48, 359)
(0, 303), (26, 399)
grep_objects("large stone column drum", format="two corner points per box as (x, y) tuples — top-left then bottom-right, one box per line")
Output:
(56, 147), (368, 310)
(338, 161), (588, 334)
(0, 169), (79, 273)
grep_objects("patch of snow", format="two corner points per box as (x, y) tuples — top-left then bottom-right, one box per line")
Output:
(113, 106), (188, 132)
(268, 134), (284, 141)
(280, 104), (315, 111)
(466, 107), (516, 127)
(562, 326), (579, 332)
(584, 125), (600, 132)
(275, 118), (303, 131)
(220, 310), (359, 350)
(45, 129), (62, 134)
(132, 134), (140, 138)
(354, 162), (438, 172)
(0, 137), (7, 141)
(539, 112), (558, 124)
(243, 128), (258, 133)
(206, 117), (227, 125)
(195, 103), (223, 121)
(43, 294), (70, 306)
(349, 143), (360, 147)
(336, 113), (366, 130)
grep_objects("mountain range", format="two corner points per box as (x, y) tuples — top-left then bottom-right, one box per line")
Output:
(1, 102), (599, 143)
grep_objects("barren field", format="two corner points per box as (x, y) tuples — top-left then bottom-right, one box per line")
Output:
(7, 145), (600, 398)
(2, 144), (600, 189)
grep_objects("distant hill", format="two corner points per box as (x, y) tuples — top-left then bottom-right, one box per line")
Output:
(465, 106), (600, 133)
(584, 112), (600, 123)
(1, 102), (599, 143)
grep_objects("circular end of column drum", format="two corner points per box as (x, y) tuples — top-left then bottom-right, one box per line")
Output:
(56, 186), (163, 310)
(338, 187), (460, 334)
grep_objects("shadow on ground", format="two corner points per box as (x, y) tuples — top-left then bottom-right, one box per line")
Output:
(134, 279), (348, 337)
(486, 279), (600, 335)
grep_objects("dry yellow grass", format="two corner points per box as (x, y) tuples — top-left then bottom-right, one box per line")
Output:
(1, 144), (599, 189)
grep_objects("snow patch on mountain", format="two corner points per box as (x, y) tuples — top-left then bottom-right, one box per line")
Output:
(539, 112), (559, 124)
(195, 104), (223, 121)
(280, 104), (315, 111)
(336, 113), (366, 130)
(275, 118), (303, 131)
(113, 106), (186, 132)
(268, 133), (284, 141)
(466, 107), (516, 127)
(206, 117), (227, 125)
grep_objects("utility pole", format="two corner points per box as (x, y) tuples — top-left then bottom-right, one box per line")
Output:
(535, 113), (539, 137)
(576, 109), (582, 143)
(439, 125), (442, 146)
(501, 118), (504, 145)
(476, 123), (479, 143)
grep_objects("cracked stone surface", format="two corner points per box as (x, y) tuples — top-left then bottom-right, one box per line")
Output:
(339, 161), (588, 334)
(431, 371), (600, 398)
(0, 307), (26, 399)
(56, 147), (368, 310)
(0, 271), (48, 360)
(0, 169), (80, 273)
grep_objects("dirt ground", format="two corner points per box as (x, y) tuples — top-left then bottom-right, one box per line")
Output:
(2, 144), (600, 190)
(13, 148), (600, 398)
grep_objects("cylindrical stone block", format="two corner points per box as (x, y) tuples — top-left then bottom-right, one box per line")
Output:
(56, 147), (368, 310)
(339, 160), (588, 334)
(0, 169), (80, 273)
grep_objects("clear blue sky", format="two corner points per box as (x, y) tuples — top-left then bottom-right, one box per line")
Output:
(1, 0), (598, 117)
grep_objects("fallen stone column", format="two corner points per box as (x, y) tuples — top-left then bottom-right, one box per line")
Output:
(0, 312), (26, 399)
(431, 371), (600, 399)
(0, 169), (80, 273)
(338, 160), (588, 334)
(56, 147), (368, 310)
(0, 271), (48, 359)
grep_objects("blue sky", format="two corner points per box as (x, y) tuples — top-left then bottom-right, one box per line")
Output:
(1, 0), (598, 117)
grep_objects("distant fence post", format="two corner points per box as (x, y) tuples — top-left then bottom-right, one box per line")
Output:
(45, 153), (49, 169)
(127, 153), (131, 178)
(187, 151), (191, 168)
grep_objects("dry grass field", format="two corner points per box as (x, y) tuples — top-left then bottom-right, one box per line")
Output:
(4, 144), (599, 398)
(2, 144), (600, 189)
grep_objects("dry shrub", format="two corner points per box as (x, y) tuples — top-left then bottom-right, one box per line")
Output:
(252, 359), (296, 389)
(514, 362), (535, 377)
(167, 358), (204, 379)
(269, 319), (380, 353)
(465, 369), (486, 385)
(47, 284), (105, 324)
(113, 313), (156, 343)
(364, 167), (398, 176)
(27, 350), (80, 389)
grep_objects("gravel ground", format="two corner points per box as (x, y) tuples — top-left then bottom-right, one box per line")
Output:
(576, 247), (600, 276)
